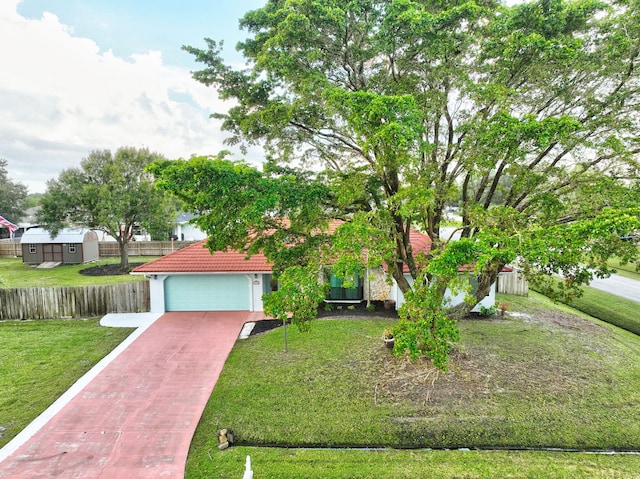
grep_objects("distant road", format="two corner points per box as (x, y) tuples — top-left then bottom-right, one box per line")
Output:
(589, 274), (640, 304)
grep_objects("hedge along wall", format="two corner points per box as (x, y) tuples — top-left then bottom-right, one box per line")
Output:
(0, 282), (150, 320)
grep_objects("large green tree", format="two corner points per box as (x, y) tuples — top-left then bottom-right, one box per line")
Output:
(157, 0), (640, 368)
(0, 159), (28, 227)
(38, 147), (176, 268)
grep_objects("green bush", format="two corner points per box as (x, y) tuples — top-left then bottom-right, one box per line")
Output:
(479, 305), (498, 317)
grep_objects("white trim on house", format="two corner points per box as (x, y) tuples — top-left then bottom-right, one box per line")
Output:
(148, 274), (168, 313)
(249, 273), (265, 312)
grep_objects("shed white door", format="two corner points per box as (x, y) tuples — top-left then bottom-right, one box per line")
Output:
(164, 275), (250, 311)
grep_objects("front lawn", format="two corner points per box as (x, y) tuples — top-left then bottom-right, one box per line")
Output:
(531, 276), (640, 336)
(0, 256), (159, 288)
(195, 447), (640, 479)
(186, 292), (640, 478)
(607, 257), (640, 281)
(0, 319), (134, 448)
(563, 284), (640, 336)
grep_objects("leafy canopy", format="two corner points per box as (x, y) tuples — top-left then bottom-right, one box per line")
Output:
(0, 159), (28, 226)
(164, 0), (640, 368)
(38, 147), (176, 268)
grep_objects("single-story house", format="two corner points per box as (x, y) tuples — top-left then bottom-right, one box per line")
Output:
(20, 227), (99, 265)
(132, 229), (505, 314)
(132, 242), (272, 312)
(171, 212), (207, 241)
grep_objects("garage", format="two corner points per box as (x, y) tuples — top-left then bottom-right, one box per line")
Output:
(164, 274), (251, 311)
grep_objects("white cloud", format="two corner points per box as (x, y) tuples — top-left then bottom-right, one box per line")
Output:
(0, 1), (240, 193)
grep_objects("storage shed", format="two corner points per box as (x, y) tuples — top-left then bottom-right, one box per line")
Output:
(20, 227), (99, 265)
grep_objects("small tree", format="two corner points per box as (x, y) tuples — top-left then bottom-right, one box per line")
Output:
(38, 147), (176, 269)
(0, 159), (28, 224)
(263, 265), (328, 352)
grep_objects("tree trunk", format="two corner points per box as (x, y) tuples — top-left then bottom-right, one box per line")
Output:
(118, 238), (130, 269)
(445, 266), (501, 319)
(475, 267), (499, 305)
(390, 262), (412, 295)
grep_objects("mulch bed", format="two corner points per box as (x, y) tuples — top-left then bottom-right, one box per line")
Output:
(316, 300), (399, 319)
(79, 263), (145, 276)
(249, 301), (398, 336)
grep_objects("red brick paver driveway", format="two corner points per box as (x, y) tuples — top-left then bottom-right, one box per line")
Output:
(0, 311), (250, 478)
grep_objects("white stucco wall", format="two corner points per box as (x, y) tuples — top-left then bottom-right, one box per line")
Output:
(443, 280), (496, 312)
(388, 271), (497, 312)
(251, 274), (265, 312)
(148, 275), (167, 313)
(173, 224), (207, 241)
(147, 269), (498, 314)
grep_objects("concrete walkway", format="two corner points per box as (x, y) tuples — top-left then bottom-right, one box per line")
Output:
(0, 311), (251, 478)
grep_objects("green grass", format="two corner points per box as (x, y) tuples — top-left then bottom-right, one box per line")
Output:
(191, 447), (640, 479)
(186, 294), (640, 478)
(532, 277), (640, 336)
(606, 257), (640, 281)
(0, 319), (134, 447)
(0, 256), (159, 288)
(2, 281), (637, 477)
(565, 285), (640, 336)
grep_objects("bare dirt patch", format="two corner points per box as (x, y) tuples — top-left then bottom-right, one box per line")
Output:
(372, 307), (608, 410)
(512, 305), (606, 334)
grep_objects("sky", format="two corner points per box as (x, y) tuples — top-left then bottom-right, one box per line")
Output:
(0, 0), (266, 194)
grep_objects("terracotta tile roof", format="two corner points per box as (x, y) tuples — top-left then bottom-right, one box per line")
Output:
(457, 264), (514, 273)
(409, 230), (431, 254)
(396, 230), (432, 273)
(132, 227), (513, 276)
(133, 225), (433, 275)
(132, 240), (272, 274)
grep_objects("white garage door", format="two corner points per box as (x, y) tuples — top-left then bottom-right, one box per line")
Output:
(164, 275), (250, 311)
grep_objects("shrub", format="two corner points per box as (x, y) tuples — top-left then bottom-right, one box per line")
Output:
(479, 305), (498, 317)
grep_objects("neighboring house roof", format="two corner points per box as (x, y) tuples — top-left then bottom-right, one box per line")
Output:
(17, 206), (41, 228)
(133, 240), (272, 274)
(19, 227), (97, 244)
(175, 212), (198, 224)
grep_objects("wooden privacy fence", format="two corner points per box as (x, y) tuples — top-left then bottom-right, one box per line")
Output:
(97, 241), (194, 257)
(0, 240), (194, 258)
(0, 282), (150, 320)
(497, 271), (529, 296)
(0, 241), (21, 257)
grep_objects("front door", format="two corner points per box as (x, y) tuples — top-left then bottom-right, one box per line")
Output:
(43, 244), (63, 262)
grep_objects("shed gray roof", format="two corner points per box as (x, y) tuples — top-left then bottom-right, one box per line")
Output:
(20, 227), (97, 244)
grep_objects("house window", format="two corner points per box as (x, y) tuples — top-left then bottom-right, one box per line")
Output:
(327, 273), (364, 301)
(468, 275), (479, 295)
(262, 274), (278, 295)
(69, 244), (76, 254)
(29, 244), (36, 254)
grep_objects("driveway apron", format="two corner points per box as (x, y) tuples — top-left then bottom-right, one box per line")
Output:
(0, 311), (250, 478)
